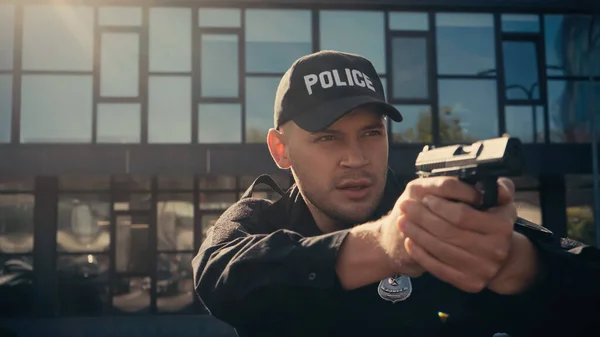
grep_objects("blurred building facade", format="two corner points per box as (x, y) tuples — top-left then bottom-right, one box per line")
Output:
(0, 0), (597, 336)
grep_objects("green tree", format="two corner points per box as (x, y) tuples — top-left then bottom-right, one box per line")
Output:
(392, 106), (476, 143)
(246, 127), (267, 143)
(566, 206), (596, 246)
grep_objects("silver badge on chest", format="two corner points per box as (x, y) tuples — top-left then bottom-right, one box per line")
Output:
(377, 274), (412, 303)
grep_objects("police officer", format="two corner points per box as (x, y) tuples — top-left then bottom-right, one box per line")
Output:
(192, 50), (600, 337)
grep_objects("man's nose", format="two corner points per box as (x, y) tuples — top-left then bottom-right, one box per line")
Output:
(340, 143), (369, 168)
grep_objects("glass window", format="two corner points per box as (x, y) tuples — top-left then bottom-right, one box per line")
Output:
(0, 75), (11, 143)
(115, 213), (152, 273)
(505, 106), (545, 143)
(0, 194), (35, 253)
(199, 192), (237, 211)
(501, 14), (540, 33)
(389, 12), (428, 31)
(503, 41), (540, 101)
(57, 194), (110, 253)
(113, 175), (151, 191)
(97, 103), (141, 143)
(148, 76), (191, 143)
(157, 253), (195, 313)
(547, 80), (600, 143)
(100, 33), (139, 98)
(57, 254), (110, 316)
(199, 8), (241, 28)
(157, 194), (194, 251)
(201, 34), (239, 98)
(566, 182), (596, 246)
(58, 176), (111, 191)
(149, 7), (192, 72)
(438, 79), (498, 143)
(544, 15), (599, 77)
(515, 191), (542, 225)
(199, 103), (242, 143)
(320, 10), (386, 74)
(245, 76), (279, 143)
(391, 37), (428, 100)
(245, 9), (312, 73)
(0, 177), (34, 191)
(21, 75), (92, 143)
(158, 176), (194, 191)
(113, 276), (151, 313)
(391, 105), (432, 143)
(239, 174), (291, 191)
(99, 6), (142, 26)
(0, 4), (14, 70)
(199, 175), (237, 190)
(436, 13), (496, 76)
(22, 5), (94, 71)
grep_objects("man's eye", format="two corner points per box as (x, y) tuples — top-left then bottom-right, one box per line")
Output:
(317, 135), (336, 141)
(365, 130), (382, 136)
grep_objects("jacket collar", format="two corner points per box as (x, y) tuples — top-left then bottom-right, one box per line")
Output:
(261, 168), (405, 236)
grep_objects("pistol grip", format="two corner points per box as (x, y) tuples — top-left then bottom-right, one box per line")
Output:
(460, 178), (498, 210)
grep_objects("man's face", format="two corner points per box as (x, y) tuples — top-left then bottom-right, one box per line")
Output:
(274, 107), (389, 227)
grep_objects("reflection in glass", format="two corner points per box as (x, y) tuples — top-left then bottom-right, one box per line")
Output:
(112, 276), (151, 313)
(113, 193), (151, 211)
(246, 76), (280, 143)
(22, 5), (94, 71)
(245, 9), (311, 73)
(566, 185), (596, 246)
(501, 14), (540, 33)
(116, 214), (151, 274)
(21, 75), (93, 143)
(438, 79), (498, 143)
(57, 254), (110, 315)
(503, 41), (540, 100)
(391, 105), (432, 143)
(389, 12), (428, 31)
(100, 33), (139, 97)
(199, 8), (241, 28)
(57, 194), (110, 253)
(157, 194), (194, 251)
(158, 176), (194, 191)
(0, 255), (34, 317)
(97, 103), (141, 143)
(201, 34), (238, 97)
(148, 76), (191, 143)
(199, 175), (237, 190)
(544, 15), (599, 77)
(505, 106), (545, 143)
(0, 74), (11, 143)
(113, 175), (151, 191)
(547, 80), (600, 143)
(157, 253), (194, 313)
(199, 103), (242, 143)
(201, 214), (221, 240)
(514, 191), (542, 225)
(0, 194), (35, 253)
(149, 7), (191, 72)
(199, 192), (237, 211)
(0, 177), (34, 191)
(436, 13), (495, 75)
(99, 6), (142, 26)
(0, 4), (14, 70)
(320, 10), (386, 74)
(391, 37), (428, 99)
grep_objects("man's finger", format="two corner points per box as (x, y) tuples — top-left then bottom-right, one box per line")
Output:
(406, 177), (481, 205)
(418, 195), (508, 235)
(496, 177), (515, 206)
(404, 238), (485, 294)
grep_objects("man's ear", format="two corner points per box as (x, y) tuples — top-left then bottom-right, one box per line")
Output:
(267, 128), (292, 169)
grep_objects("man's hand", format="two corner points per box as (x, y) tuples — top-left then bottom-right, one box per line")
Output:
(396, 177), (527, 294)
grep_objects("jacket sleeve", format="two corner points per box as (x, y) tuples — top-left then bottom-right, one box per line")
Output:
(474, 219), (600, 337)
(191, 198), (350, 333)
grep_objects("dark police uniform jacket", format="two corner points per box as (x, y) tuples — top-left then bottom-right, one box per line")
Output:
(192, 170), (600, 337)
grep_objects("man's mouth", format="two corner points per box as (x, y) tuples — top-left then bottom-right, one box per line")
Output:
(336, 180), (373, 198)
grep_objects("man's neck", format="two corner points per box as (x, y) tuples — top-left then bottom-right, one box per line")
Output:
(304, 201), (344, 234)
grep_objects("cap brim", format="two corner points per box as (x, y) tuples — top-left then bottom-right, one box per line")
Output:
(292, 95), (403, 133)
